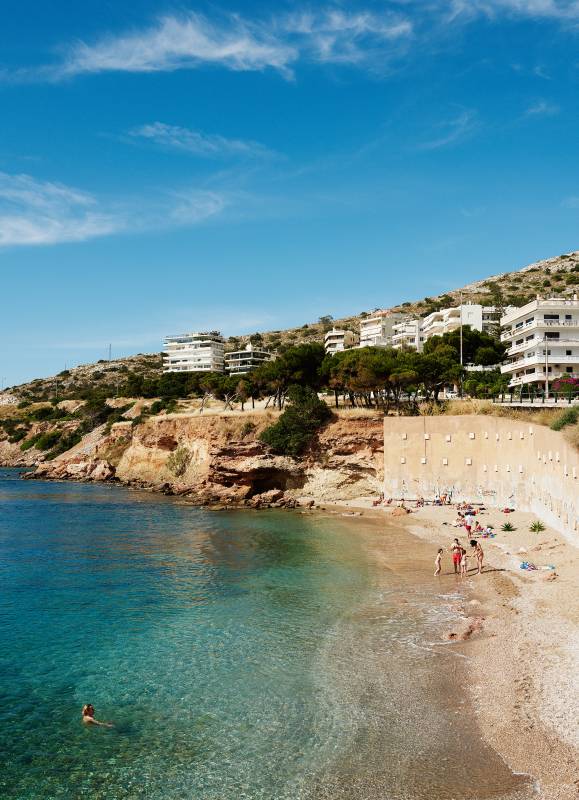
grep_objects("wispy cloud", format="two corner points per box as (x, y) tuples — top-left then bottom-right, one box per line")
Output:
(0, 171), (226, 248)
(561, 195), (579, 208)
(0, 172), (120, 246)
(281, 10), (413, 65)
(58, 13), (296, 78)
(447, 0), (579, 22)
(416, 109), (478, 150)
(525, 99), (560, 115)
(127, 122), (274, 159)
(13, 9), (413, 82)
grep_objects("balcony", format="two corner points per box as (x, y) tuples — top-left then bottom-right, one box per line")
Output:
(501, 318), (579, 341)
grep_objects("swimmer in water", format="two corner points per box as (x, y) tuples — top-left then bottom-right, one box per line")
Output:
(82, 704), (113, 728)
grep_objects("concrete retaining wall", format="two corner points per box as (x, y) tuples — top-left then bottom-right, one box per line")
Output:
(384, 415), (579, 542)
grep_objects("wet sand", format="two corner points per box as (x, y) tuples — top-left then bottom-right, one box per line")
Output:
(312, 499), (579, 799)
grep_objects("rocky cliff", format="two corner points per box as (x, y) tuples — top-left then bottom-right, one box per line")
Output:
(28, 411), (384, 507)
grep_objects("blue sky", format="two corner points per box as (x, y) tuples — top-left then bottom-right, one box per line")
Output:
(2, 0), (579, 385)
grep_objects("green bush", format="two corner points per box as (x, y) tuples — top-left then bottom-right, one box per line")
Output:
(35, 431), (62, 451)
(240, 421), (256, 437)
(21, 433), (42, 451)
(501, 522), (516, 532)
(259, 386), (332, 457)
(44, 432), (82, 461)
(530, 520), (546, 533)
(8, 428), (28, 443)
(166, 446), (191, 477)
(550, 407), (579, 431)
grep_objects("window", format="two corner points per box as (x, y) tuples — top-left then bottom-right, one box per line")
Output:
(525, 317), (534, 324)
(566, 350), (572, 356)
(567, 367), (573, 373)
(544, 314), (560, 321)
(545, 332), (560, 339)
(565, 314), (572, 320)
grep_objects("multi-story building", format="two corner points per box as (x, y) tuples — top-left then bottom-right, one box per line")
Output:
(163, 331), (225, 373)
(500, 296), (579, 390)
(324, 328), (358, 355)
(225, 344), (273, 375)
(420, 303), (504, 343)
(359, 311), (404, 348)
(392, 319), (423, 351)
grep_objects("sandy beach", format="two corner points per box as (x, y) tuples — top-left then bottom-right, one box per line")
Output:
(310, 497), (579, 799)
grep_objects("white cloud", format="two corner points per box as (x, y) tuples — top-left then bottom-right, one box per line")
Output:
(0, 172), (120, 246)
(0, 171), (226, 247)
(416, 109), (478, 150)
(282, 10), (413, 64)
(447, 0), (579, 21)
(59, 13), (296, 78)
(128, 122), (274, 159)
(27, 9), (413, 82)
(561, 196), (579, 208)
(525, 99), (560, 115)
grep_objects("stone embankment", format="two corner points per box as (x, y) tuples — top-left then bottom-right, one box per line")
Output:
(24, 412), (385, 508)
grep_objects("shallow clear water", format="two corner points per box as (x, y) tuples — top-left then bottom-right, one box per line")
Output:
(0, 469), (535, 799)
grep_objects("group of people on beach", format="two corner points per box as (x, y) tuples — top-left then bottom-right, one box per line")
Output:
(434, 538), (484, 577)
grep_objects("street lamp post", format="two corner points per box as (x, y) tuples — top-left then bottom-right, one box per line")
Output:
(545, 338), (549, 399)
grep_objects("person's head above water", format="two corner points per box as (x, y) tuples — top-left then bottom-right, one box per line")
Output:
(82, 704), (95, 717)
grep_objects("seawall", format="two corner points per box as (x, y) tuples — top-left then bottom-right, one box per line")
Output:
(384, 415), (579, 542)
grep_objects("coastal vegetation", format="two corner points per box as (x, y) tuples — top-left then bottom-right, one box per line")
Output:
(259, 386), (332, 457)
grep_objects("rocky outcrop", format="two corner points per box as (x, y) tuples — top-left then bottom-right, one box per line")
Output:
(26, 411), (384, 507)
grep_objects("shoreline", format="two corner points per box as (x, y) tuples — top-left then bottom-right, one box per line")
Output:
(4, 467), (577, 797)
(320, 498), (579, 800)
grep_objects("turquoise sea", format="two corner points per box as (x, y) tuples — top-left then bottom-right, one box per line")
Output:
(0, 468), (535, 799)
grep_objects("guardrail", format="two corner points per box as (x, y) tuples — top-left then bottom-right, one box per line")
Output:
(492, 392), (579, 406)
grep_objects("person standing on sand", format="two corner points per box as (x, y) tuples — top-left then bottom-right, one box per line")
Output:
(460, 547), (468, 577)
(82, 704), (113, 728)
(451, 539), (462, 574)
(434, 548), (443, 576)
(470, 540), (484, 574)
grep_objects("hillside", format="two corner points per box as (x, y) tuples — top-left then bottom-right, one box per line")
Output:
(227, 250), (579, 352)
(2, 250), (578, 403)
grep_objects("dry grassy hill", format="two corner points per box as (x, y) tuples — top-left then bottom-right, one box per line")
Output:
(2, 250), (578, 402)
(231, 250), (579, 350)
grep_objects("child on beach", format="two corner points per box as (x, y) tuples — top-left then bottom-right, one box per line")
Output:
(470, 540), (484, 575)
(460, 547), (468, 577)
(451, 539), (463, 574)
(434, 548), (443, 576)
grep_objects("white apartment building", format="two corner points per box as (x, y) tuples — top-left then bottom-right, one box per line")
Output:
(359, 311), (404, 348)
(163, 331), (225, 373)
(500, 296), (579, 390)
(392, 319), (423, 351)
(420, 303), (503, 343)
(324, 328), (358, 355)
(225, 345), (273, 375)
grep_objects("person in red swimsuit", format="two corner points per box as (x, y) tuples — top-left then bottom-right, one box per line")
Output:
(451, 538), (463, 574)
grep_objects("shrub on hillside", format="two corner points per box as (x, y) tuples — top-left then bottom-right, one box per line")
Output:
(259, 386), (332, 457)
(35, 431), (62, 451)
(166, 446), (191, 477)
(550, 407), (579, 431)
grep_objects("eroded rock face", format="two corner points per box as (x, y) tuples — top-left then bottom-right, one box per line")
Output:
(28, 412), (385, 506)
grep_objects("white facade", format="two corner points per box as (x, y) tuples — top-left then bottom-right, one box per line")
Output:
(163, 331), (225, 373)
(420, 303), (504, 342)
(392, 319), (423, 351)
(225, 345), (273, 375)
(359, 311), (404, 348)
(500, 297), (579, 389)
(324, 328), (358, 354)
